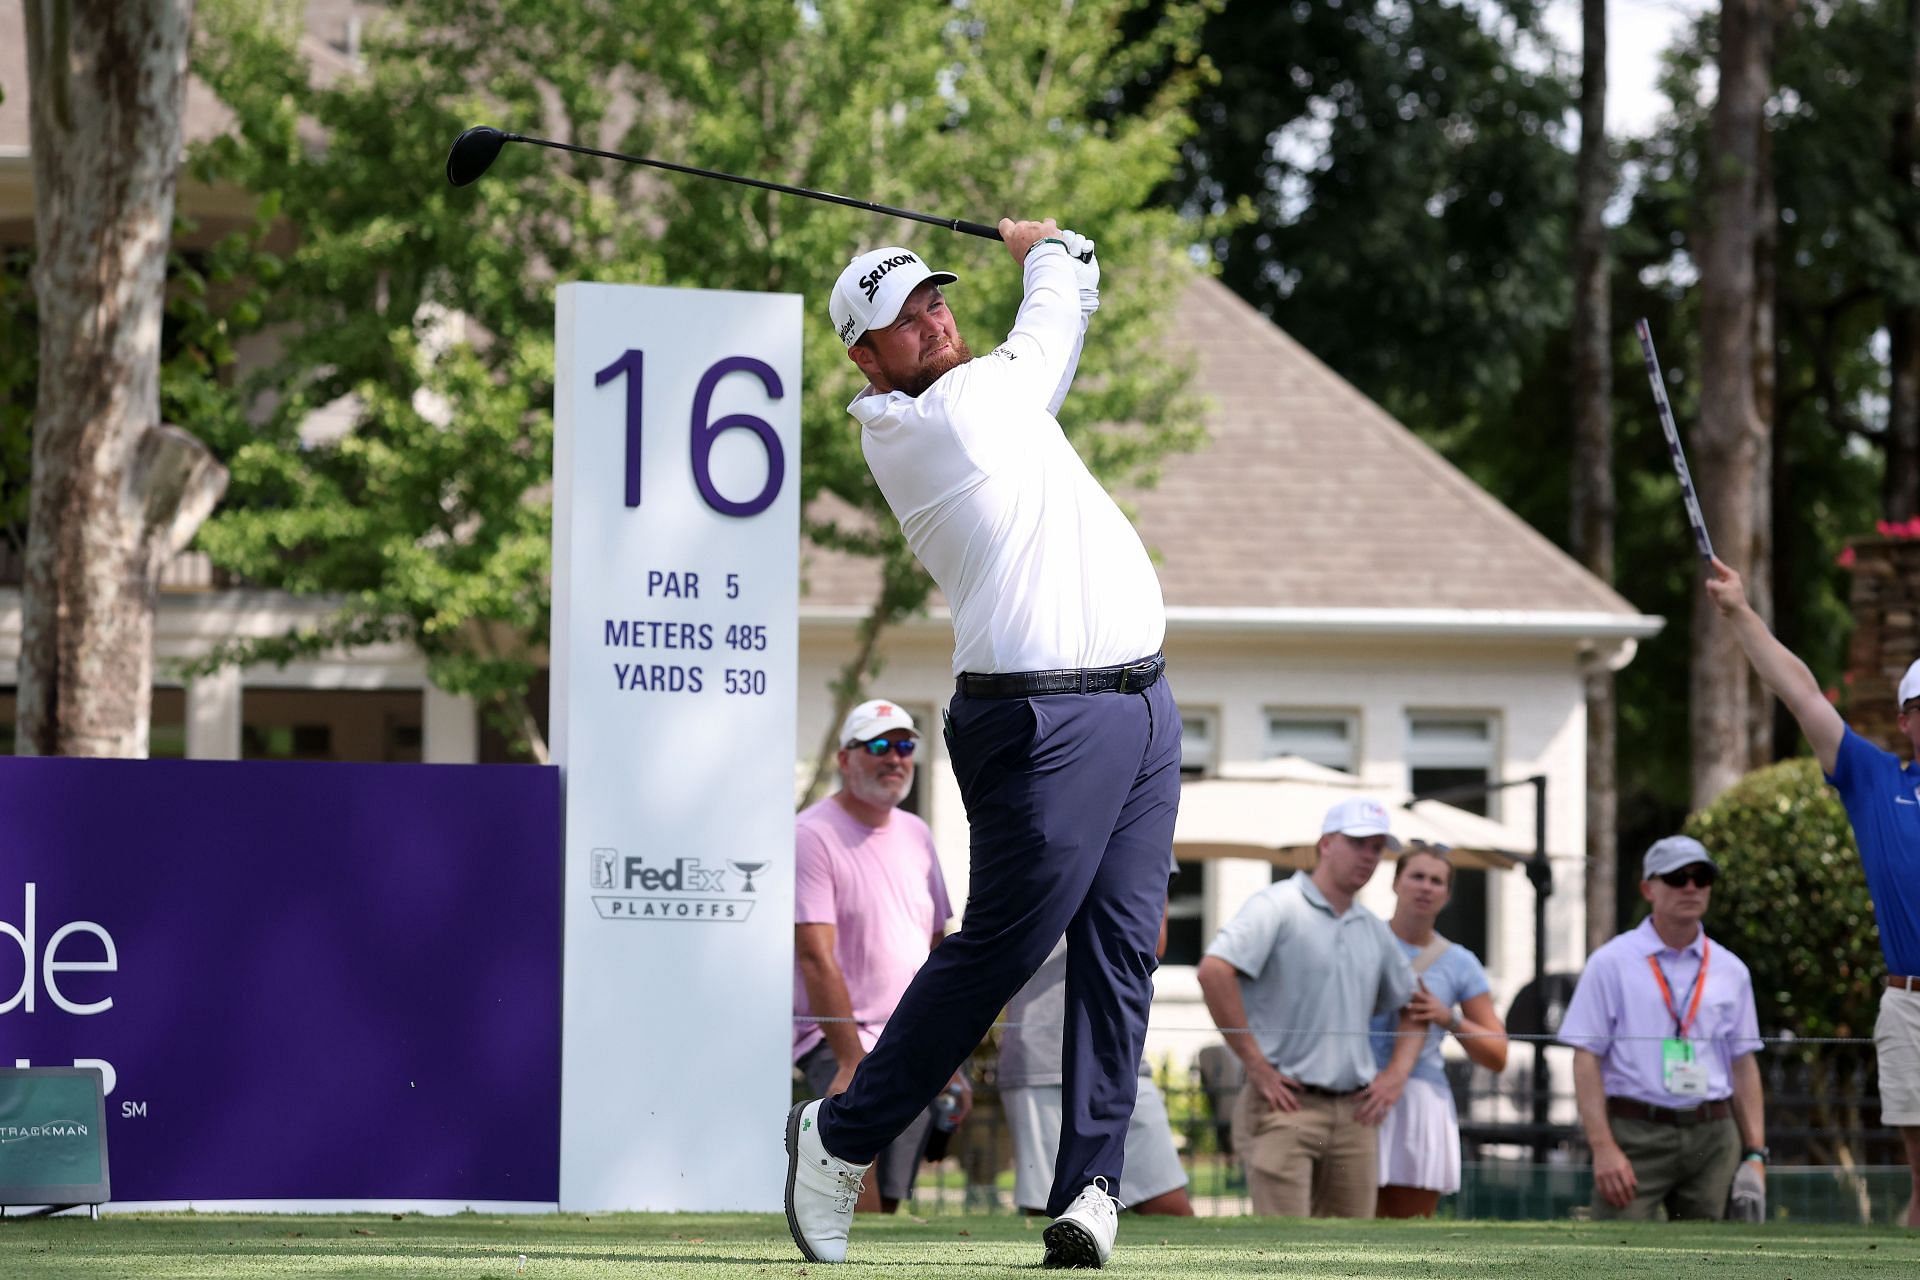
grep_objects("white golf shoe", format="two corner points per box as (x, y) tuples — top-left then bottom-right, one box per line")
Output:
(783, 1099), (870, 1263)
(1043, 1176), (1120, 1269)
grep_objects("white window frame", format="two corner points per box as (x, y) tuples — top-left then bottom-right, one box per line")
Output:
(1404, 711), (1501, 814)
(1178, 707), (1219, 778)
(1263, 708), (1360, 774)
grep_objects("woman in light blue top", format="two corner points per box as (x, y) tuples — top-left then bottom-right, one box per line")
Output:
(1369, 846), (1510, 1217)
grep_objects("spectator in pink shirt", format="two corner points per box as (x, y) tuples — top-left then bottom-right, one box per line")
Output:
(793, 698), (968, 1213)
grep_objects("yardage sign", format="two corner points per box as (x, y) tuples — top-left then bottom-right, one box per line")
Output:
(553, 284), (800, 1211)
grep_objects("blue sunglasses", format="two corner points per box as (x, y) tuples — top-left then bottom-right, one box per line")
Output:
(852, 737), (917, 758)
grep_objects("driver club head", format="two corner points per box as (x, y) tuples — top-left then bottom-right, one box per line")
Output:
(446, 126), (511, 187)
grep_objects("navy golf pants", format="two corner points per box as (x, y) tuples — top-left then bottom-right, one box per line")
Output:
(817, 671), (1181, 1217)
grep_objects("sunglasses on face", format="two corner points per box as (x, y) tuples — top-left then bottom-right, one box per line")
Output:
(1657, 864), (1716, 889)
(852, 737), (917, 759)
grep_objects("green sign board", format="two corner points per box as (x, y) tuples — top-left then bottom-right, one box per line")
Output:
(0, 1068), (111, 1206)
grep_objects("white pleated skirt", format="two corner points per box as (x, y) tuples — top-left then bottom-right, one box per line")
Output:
(1375, 1075), (1462, 1194)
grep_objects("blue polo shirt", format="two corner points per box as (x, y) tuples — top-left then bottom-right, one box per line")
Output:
(1826, 728), (1920, 975)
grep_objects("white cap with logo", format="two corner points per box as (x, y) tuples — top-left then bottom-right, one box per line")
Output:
(829, 247), (958, 347)
(1320, 797), (1401, 849)
(1899, 658), (1920, 708)
(839, 698), (919, 747)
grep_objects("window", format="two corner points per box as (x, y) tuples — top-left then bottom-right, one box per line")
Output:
(242, 689), (424, 763)
(1406, 714), (1497, 958)
(897, 702), (934, 818)
(1179, 710), (1217, 778)
(0, 687), (11, 755)
(1164, 859), (1207, 966)
(1265, 711), (1358, 773)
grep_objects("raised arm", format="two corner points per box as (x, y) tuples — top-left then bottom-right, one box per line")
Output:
(1704, 557), (1846, 774)
(991, 217), (1090, 408)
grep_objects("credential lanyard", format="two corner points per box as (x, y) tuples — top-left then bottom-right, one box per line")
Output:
(1648, 938), (1710, 1038)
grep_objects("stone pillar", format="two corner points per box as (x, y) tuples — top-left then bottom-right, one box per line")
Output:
(423, 684), (479, 764)
(1843, 536), (1920, 754)
(185, 666), (242, 760)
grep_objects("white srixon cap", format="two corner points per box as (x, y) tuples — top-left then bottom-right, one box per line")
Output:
(1899, 658), (1920, 708)
(839, 699), (918, 746)
(1321, 797), (1400, 848)
(829, 247), (957, 347)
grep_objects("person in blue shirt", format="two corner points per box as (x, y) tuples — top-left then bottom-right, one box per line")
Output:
(1369, 845), (1510, 1217)
(1709, 557), (1920, 1227)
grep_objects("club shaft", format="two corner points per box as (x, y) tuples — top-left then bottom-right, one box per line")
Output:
(502, 132), (1004, 242)
(1634, 318), (1715, 564)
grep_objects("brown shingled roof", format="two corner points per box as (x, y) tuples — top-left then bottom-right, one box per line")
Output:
(802, 275), (1640, 621)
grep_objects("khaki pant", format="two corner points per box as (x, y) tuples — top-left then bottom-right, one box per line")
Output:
(1591, 1113), (1741, 1221)
(1232, 1086), (1378, 1218)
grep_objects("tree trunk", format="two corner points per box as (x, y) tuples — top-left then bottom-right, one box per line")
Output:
(18, 0), (225, 758)
(1887, 0), (1920, 521)
(1571, 0), (1617, 953)
(1690, 0), (1769, 809)
(1748, 18), (1777, 767)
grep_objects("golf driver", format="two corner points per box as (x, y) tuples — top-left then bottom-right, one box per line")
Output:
(447, 125), (1013, 244)
(1634, 317), (1716, 564)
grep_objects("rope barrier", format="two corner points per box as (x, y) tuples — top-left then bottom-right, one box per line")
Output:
(791, 1014), (1876, 1047)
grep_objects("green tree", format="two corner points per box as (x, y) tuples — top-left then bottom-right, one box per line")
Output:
(186, 0), (1211, 761)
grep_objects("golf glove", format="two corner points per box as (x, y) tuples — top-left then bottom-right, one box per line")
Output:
(1727, 1159), (1765, 1222)
(1058, 228), (1100, 315)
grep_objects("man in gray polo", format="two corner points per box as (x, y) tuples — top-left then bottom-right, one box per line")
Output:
(1197, 797), (1423, 1217)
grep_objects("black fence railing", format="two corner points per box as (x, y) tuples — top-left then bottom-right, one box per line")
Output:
(796, 1044), (1913, 1225)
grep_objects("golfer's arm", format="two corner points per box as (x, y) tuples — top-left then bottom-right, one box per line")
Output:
(999, 246), (1084, 406)
(795, 923), (865, 1064)
(1197, 956), (1267, 1072)
(1572, 1049), (1621, 1156)
(1724, 602), (1845, 772)
(1730, 1054), (1766, 1151)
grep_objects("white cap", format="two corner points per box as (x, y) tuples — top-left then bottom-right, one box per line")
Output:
(1899, 658), (1920, 708)
(1642, 834), (1716, 880)
(829, 247), (958, 347)
(1320, 797), (1400, 849)
(839, 698), (919, 746)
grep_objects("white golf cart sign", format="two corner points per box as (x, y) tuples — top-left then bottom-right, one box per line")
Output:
(553, 283), (800, 1211)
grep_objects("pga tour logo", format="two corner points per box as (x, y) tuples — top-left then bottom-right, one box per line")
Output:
(588, 847), (769, 923)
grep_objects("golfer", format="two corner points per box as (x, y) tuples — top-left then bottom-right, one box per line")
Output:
(1707, 557), (1920, 1226)
(785, 219), (1179, 1270)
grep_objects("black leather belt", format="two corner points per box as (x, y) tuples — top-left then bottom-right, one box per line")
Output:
(1607, 1097), (1732, 1127)
(1297, 1083), (1363, 1099)
(955, 653), (1165, 699)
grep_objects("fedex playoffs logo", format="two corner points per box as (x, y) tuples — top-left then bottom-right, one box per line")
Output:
(4, 882), (122, 1097)
(588, 846), (768, 922)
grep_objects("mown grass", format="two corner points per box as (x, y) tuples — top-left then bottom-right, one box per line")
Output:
(3, 1211), (1915, 1279)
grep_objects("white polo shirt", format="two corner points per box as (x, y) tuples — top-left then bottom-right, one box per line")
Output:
(849, 244), (1166, 676)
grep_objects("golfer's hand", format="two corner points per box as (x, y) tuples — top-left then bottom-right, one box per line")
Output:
(1593, 1143), (1637, 1209)
(1704, 557), (1749, 617)
(1058, 228), (1100, 312)
(999, 217), (1063, 266)
(1247, 1060), (1301, 1113)
(1355, 1069), (1406, 1126)
(826, 1058), (863, 1098)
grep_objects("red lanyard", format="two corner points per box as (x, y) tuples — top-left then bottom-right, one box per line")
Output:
(1648, 938), (1710, 1037)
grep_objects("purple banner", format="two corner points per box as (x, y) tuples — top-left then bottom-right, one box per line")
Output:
(1, 757), (561, 1202)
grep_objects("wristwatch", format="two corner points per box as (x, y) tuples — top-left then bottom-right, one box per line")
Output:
(1742, 1146), (1769, 1163)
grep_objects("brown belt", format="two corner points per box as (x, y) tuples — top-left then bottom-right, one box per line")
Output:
(1607, 1097), (1732, 1128)
(1887, 975), (1920, 992)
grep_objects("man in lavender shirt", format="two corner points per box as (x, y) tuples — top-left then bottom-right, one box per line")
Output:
(1559, 835), (1767, 1220)
(793, 698), (968, 1213)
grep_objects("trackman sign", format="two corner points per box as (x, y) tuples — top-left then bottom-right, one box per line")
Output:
(589, 847), (765, 922)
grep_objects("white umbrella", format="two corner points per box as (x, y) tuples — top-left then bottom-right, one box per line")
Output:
(1173, 756), (1528, 872)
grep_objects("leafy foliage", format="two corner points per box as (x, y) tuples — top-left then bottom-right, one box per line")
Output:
(184, 0), (1214, 756)
(1685, 757), (1882, 1039)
